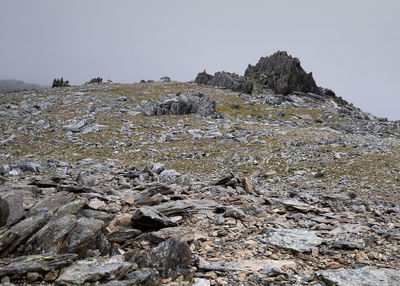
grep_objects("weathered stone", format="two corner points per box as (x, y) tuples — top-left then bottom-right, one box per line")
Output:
(27, 192), (76, 217)
(318, 267), (400, 286)
(0, 214), (50, 257)
(78, 209), (115, 226)
(24, 215), (77, 255)
(134, 184), (173, 207)
(259, 229), (324, 253)
(56, 255), (131, 285)
(0, 192), (24, 227)
(147, 237), (192, 279)
(245, 51), (321, 95)
(49, 198), (87, 223)
(0, 253), (77, 276)
(145, 227), (207, 244)
(153, 199), (220, 217)
(138, 92), (220, 118)
(198, 259), (297, 273)
(108, 229), (142, 244)
(131, 206), (177, 231)
(125, 268), (161, 285)
(195, 71), (253, 94)
(64, 217), (104, 257)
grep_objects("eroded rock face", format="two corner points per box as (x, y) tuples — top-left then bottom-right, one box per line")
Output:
(195, 71), (253, 94)
(244, 51), (321, 95)
(138, 92), (220, 118)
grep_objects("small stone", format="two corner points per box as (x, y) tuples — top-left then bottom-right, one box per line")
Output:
(44, 269), (59, 281)
(27, 272), (41, 282)
(88, 198), (106, 210)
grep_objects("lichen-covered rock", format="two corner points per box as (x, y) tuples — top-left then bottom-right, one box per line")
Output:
(147, 237), (192, 279)
(27, 192), (76, 218)
(56, 255), (131, 285)
(138, 92), (220, 118)
(258, 228), (324, 253)
(0, 253), (77, 277)
(0, 214), (50, 257)
(195, 71), (253, 94)
(318, 267), (400, 286)
(244, 51), (321, 95)
(63, 217), (104, 257)
(23, 215), (77, 255)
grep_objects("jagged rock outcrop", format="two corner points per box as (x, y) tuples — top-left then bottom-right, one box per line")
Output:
(195, 71), (253, 94)
(138, 92), (220, 118)
(245, 51), (321, 95)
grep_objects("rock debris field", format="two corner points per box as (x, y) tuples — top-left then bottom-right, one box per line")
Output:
(0, 52), (400, 285)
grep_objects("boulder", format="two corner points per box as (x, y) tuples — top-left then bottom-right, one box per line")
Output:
(56, 255), (131, 285)
(258, 228), (324, 253)
(318, 267), (400, 286)
(153, 199), (220, 217)
(244, 51), (321, 95)
(195, 71), (253, 94)
(147, 237), (192, 279)
(131, 206), (177, 231)
(0, 192), (24, 227)
(0, 214), (50, 257)
(0, 253), (77, 277)
(138, 92), (220, 118)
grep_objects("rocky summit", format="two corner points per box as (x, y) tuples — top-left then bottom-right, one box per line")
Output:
(0, 52), (400, 286)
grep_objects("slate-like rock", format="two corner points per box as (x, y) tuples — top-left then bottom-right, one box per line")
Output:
(0, 192), (24, 227)
(0, 253), (77, 276)
(64, 217), (104, 257)
(244, 51), (321, 95)
(153, 199), (220, 217)
(24, 215), (77, 255)
(318, 267), (400, 286)
(134, 184), (173, 207)
(147, 237), (192, 279)
(195, 71), (253, 94)
(131, 206), (177, 231)
(0, 214), (50, 257)
(108, 229), (142, 244)
(56, 255), (131, 285)
(259, 228), (324, 253)
(27, 192), (76, 217)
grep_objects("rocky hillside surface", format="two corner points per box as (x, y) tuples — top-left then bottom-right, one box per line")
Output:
(0, 52), (399, 285)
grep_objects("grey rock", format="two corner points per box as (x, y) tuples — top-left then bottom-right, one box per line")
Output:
(153, 199), (220, 217)
(318, 267), (400, 286)
(125, 268), (161, 285)
(331, 240), (363, 250)
(78, 209), (115, 226)
(245, 51), (321, 95)
(0, 253), (77, 277)
(131, 206), (177, 231)
(138, 92), (220, 118)
(224, 206), (245, 219)
(0, 192), (24, 227)
(0, 214), (50, 257)
(147, 237), (192, 279)
(56, 255), (131, 285)
(192, 278), (211, 286)
(209, 71), (253, 94)
(64, 217), (104, 257)
(108, 229), (142, 244)
(24, 215), (77, 255)
(28, 192), (76, 217)
(134, 184), (173, 207)
(260, 228), (324, 253)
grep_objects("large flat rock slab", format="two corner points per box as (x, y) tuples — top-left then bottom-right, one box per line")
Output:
(318, 267), (400, 286)
(259, 228), (324, 253)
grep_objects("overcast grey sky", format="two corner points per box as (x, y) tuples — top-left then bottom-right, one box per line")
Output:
(1, 0), (399, 119)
